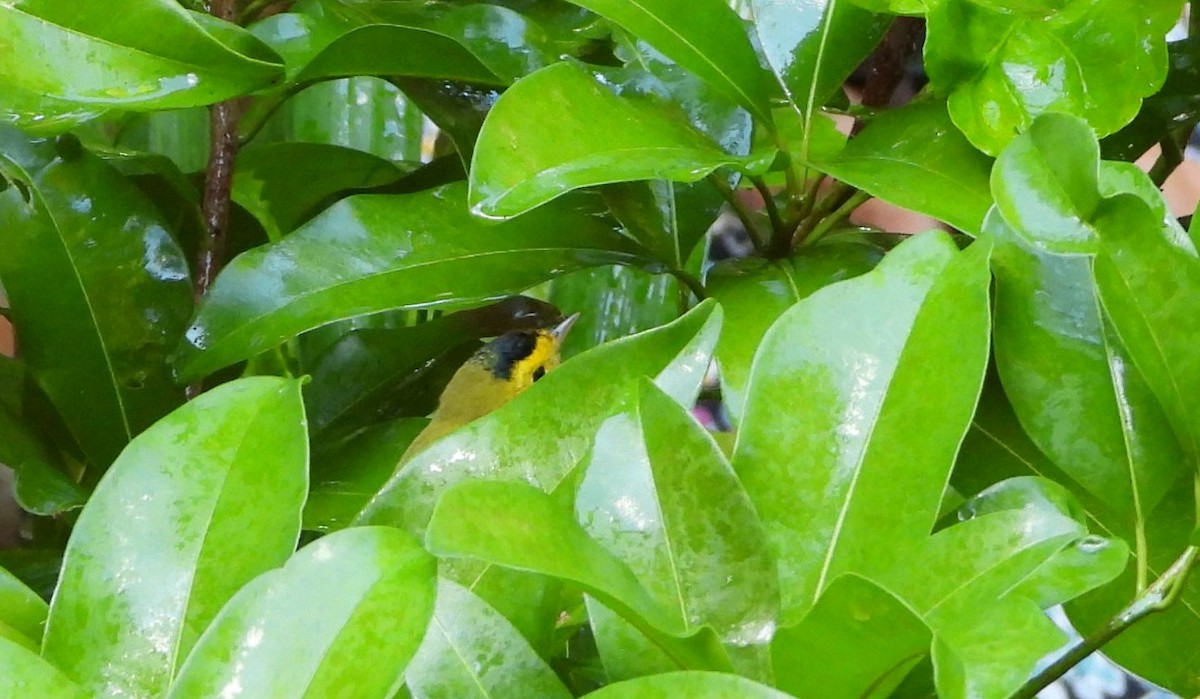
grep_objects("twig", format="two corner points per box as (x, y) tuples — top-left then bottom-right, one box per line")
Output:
(751, 176), (791, 256)
(1010, 545), (1200, 699)
(1149, 134), (1185, 187)
(792, 181), (858, 245)
(708, 173), (767, 252)
(189, 0), (244, 398)
(802, 190), (869, 247)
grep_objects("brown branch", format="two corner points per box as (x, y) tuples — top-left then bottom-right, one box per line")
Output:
(852, 17), (924, 135)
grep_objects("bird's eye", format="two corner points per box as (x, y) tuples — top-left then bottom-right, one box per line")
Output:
(532, 366), (546, 382)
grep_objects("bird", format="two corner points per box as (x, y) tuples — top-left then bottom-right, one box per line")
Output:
(399, 312), (580, 462)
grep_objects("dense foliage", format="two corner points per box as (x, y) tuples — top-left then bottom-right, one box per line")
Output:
(0, 0), (1199, 697)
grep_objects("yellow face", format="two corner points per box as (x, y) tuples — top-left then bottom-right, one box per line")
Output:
(506, 330), (563, 390)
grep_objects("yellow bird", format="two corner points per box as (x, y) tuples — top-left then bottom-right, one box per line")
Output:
(400, 313), (580, 462)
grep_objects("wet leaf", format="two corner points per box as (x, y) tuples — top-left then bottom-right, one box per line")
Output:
(0, 637), (85, 698)
(733, 233), (991, 623)
(0, 565), (46, 645)
(581, 671), (792, 698)
(0, 128), (193, 467)
(175, 182), (650, 381)
(405, 578), (572, 699)
(925, 0), (1176, 155)
(813, 101), (994, 235)
(601, 179), (725, 271)
(42, 378), (308, 698)
(354, 299), (721, 534)
(168, 527), (435, 699)
(469, 62), (770, 219)
(548, 266), (683, 358)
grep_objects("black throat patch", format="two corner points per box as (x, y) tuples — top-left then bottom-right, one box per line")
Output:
(488, 331), (539, 380)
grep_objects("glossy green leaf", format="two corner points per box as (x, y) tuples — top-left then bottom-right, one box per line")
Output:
(354, 299), (721, 533)
(750, 0), (889, 126)
(577, 379), (778, 644)
(0, 636), (85, 699)
(925, 0), (1175, 155)
(231, 142), (415, 240)
(1102, 37), (1200, 162)
(812, 101), (994, 235)
(175, 182), (650, 381)
(391, 77), (500, 164)
(0, 1), (282, 111)
(771, 574), (930, 699)
(602, 179), (725, 271)
(561, 0), (773, 123)
(990, 211), (1184, 537)
(734, 233), (992, 623)
(0, 83), (105, 135)
(304, 296), (562, 437)
(303, 418), (425, 533)
(250, 0), (502, 85)
(548, 266), (683, 358)
(469, 62), (770, 219)
(42, 377), (308, 698)
(0, 129), (193, 467)
(0, 357), (85, 515)
(405, 578), (572, 699)
(168, 527), (435, 699)
(0, 565), (46, 645)
(582, 671), (793, 698)
(426, 480), (731, 671)
(707, 240), (884, 421)
(1094, 201), (1200, 466)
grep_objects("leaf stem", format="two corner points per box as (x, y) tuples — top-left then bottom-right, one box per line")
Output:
(708, 173), (766, 252)
(751, 176), (791, 257)
(1149, 133), (1185, 187)
(671, 269), (706, 300)
(803, 190), (869, 247)
(1010, 545), (1200, 699)
(792, 181), (860, 246)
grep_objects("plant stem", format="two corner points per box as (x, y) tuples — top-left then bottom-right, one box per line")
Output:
(1149, 133), (1185, 187)
(1010, 545), (1200, 699)
(708, 173), (767, 252)
(189, 0), (244, 399)
(803, 190), (869, 247)
(751, 176), (791, 256)
(792, 181), (858, 246)
(671, 269), (707, 300)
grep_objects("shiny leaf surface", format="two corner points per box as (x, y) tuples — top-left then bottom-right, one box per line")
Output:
(0, 565), (46, 645)
(576, 379), (778, 645)
(355, 300), (721, 534)
(405, 578), (572, 699)
(771, 574), (930, 699)
(925, 0), (1175, 155)
(707, 240), (883, 421)
(812, 101), (994, 235)
(175, 182), (650, 381)
(0, 129), (193, 467)
(231, 142), (415, 240)
(548, 266), (682, 358)
(0, 1), (282, 112)
(734, 233), (991, 623)
(0, 637), (85, 699)
(561, 0), (773, 123)
(602, 179), (725, 271)
(469, 62), (769, 218)
(426, 480), (731, 671)
(42, 378), (308, 698)
(582, 671), (793, 698)
(167, 527), (434, 699)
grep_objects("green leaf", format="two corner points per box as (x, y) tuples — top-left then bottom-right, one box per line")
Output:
(548, 266), (683, 359)
(734, 233), (992, 623)
(167, 527), (434, 698)
(812, 101), (994, 235)
(576, 379), (778, 644)
(581, 671), (793, 698)
(0, 83), (105, 135)
(0, 565), (46, 645)
(175, 182), (649, 381)
(602, 180), (725, 271)
(1093, 202), (1200, 468)
(231, 142), (415, 240)
(0, 637), (85, 699)
(469, 62), (769, 219)
(42, 378), (308, 698)
(1102, 37), (1200, 162)
(250, 0), (501, 85)
(561, 0), (773, 123)
(426, 480), (731, 671)
(405, 578), (572, 699)
(771, 575), (931, 699)
(0, 129), (194, 467)
(303, 418), (425, 533)
(354, 299), (721, 533)
(707, 240), (884, 421)
(750, 0), (889, 128)
(925, 0), (1175, 155)
(0, 1), (282, 112)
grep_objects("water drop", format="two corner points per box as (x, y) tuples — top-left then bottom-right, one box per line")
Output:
(1076, 535), (1108, 553)
(957, 503), (977, 522)
(185, 325), (209, 350)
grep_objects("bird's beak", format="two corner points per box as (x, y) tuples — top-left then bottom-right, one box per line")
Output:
(550, 313), (580, 346)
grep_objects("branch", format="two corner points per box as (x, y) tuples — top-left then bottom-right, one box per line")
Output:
(1149, 133), (1185, 187)
(1010, 545), (1200, 699)
(751, 176), (791, 257)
